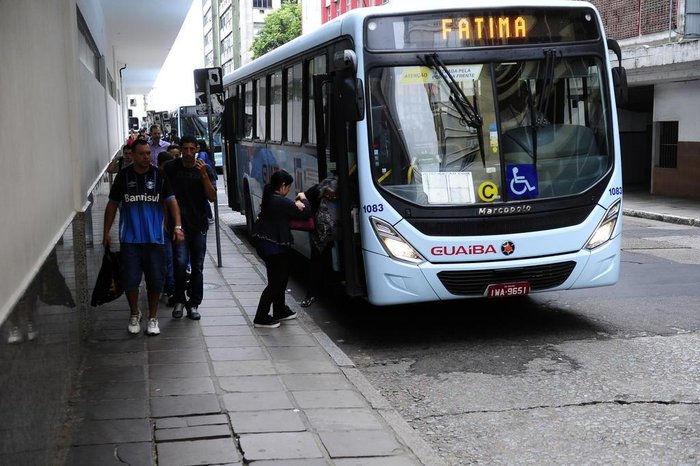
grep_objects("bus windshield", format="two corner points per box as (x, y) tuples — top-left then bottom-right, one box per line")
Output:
(367, 56), (610, 206)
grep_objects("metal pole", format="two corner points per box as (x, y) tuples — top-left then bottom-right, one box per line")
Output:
(206, 79), (223, 268)
(669, 0), (673, 42)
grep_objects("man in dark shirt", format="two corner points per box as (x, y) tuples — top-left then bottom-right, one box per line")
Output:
(163, 135), (217, 320)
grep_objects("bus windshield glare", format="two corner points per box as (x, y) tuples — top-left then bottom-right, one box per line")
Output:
(367, 56), (610, 205)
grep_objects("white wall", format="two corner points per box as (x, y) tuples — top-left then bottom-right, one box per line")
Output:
(0, 0), (120, 321)
(654, 80), (700, 142)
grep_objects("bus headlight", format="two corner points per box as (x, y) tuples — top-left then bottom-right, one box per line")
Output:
(370, 217), (424, 264)
(585, 199), (621, 250)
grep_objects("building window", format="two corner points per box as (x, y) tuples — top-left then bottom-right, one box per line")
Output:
(658, 121), (678, 168)
(220, 8), (233, 35)
(205, 50), (214, 67)
(253, 0), (272, 8)
(76, 7), (101, 83)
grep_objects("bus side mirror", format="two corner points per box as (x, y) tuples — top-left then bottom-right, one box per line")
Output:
(340, 77), (365, 122)
(612, 66), (628, 107)
(607, 38), (628, 107)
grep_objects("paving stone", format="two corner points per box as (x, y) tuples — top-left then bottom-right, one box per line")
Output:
(81, 365), (145, 383)
(281, 373), (351, 391)
(219, 375), (284, 393)
(196, 307), (242, 316)
(305, 408), (385, 431)
(67, 442), (152, 466)
(149, 362), (211, 379)
(229, 409), (306, 433)
(249, 460), (329, 466)
(222, 391), (293, 411)
(204, 335), (259, 347)
(155, 414), (228, 429)
(267, 346), (332, 362)
(334, 457), (420, 466)
(213, 360), (275, 376)
(239, 432), (324, 461)
(253, 325), (307, 335)
(85, 352), (148, 368)
(156, 438), (241, 465)
(146, 337), (204, 351)
(201, 326), (254, 337)
(150, 377), (215, 396)
(259, 334), (317, 347)
(208, 346), (266, 361)
(292, 390), (366, 409)
(199, 316), (248, 326)
(74, 419), (151, 445)
(155, 424), (231, 441)
(150, 394), (221, 417)
(319, 430), (405, 458)
(148, 349), (208, 364)
(82, 398), (148, 420)
(82, 380), (147, 401)
(272, 360), (339, 374)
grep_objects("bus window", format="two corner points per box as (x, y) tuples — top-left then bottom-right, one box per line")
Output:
(244, 82), (253, 139)
(270, 70), (282, 142)
(256, 78), (267, 140)
(286, 63), (303, 143)
(308, 54), (327, 145)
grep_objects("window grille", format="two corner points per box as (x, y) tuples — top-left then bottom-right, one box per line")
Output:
(658, 121), (678, 168)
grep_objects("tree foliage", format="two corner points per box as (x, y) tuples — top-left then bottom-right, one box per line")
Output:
(251, 1), (302, 60)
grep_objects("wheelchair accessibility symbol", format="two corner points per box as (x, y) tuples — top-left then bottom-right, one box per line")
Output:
(506, 164), (538, 199)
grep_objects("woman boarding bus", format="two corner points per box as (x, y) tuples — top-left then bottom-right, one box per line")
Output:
(222, 0), (628, 306)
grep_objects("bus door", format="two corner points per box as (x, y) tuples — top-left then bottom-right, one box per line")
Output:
(223, 95), (239, 211)
(314, 45), (366, 297)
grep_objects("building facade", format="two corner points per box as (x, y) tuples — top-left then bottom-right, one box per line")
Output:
(203, 0), (284, 76)
(589, 0), (700, 199)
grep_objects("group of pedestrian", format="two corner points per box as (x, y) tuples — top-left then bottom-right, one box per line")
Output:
(102, 130), (217, 336)
(103, 123), (338, 335)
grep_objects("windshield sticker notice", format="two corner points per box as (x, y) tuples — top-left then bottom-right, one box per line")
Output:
(399, 65), (484, 85)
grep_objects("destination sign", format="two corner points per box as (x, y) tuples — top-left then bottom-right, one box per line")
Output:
(366, 8), (600, 51)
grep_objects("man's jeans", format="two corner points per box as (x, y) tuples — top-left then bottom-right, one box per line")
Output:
(174, 230), (207, 307)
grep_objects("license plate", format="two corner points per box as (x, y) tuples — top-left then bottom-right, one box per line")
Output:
(485, 282), (531, 297)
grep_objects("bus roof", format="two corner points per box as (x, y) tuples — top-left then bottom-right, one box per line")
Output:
(222, 0), (598, 85)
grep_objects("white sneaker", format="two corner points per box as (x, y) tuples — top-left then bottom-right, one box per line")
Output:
(127, 311), (142, 334)
(146, 318), (160, 336)
(7, 326), (23, 344)
(26, 321), (38, 341)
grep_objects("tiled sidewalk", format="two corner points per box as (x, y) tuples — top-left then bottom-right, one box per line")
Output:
(65, 211), (443, 465)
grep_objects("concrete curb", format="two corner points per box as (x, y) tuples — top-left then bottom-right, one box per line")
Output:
(623, 208), (700, 227)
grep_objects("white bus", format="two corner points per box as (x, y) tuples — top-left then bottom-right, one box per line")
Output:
(222, 0), (628, 305)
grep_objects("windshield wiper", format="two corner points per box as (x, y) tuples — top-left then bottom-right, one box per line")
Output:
(420, 53), (486, 167)
(534, 48), (557, 128)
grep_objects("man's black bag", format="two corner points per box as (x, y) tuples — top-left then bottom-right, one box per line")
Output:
(91, 246), (123, 306)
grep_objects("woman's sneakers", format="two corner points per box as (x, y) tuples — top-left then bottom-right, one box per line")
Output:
(274, 306), (297, 322)
(253, 315), (280, 328)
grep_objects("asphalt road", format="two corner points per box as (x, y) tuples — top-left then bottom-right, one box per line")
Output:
(233, 215), (700, 465)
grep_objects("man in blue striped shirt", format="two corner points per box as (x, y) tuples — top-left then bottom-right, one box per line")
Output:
(103, 139), (185, 336)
